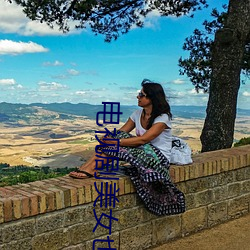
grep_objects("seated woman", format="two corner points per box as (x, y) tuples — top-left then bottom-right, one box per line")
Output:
(69, 79), (185, 215)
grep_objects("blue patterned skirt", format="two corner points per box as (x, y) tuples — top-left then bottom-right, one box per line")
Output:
(102, 131), (185, 216)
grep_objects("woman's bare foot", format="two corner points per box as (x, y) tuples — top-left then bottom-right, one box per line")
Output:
(69, 166), (97, 179)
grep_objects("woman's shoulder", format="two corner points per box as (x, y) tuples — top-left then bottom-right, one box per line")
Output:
(130, 109), (142, 121)
(155, 113), (171, 120)
(131, 109), (142, 117)
(153, 113), (172, 127)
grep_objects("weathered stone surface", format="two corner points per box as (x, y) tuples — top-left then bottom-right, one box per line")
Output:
(120, 222), (152, 250)
(0, 228), (2, 244)
(85, 232), (119, 250)
(244, 166), (250, 179)
(195, 189), (214, 207)
(235, 168), (246, 181)
(241, 180), (250, 194)
(67, 222), (96, 245)
(36, 212), (64, 234)
(2, 218), (36, 243)
(152, 214), (181, 246)
(185, 178), (209, 193)
(0, 238), (32, 250)
(115, 194), (137, 210)
(228, 183), (241, 198)
(32, 228), (70, 250)
(208, 201), (228, 227)
(62, 243), (86, 250)
(182, 207), (208, 235)
(185, 193), (196, 210)
(113, 206), (145, 230)
(213, 185), (228, 201)
(175, 182), (187, 193)
(64, 207), (85, 226)
(228, 195), (250, 219)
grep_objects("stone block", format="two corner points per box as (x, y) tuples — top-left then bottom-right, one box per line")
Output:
(62, 244), (86, 250)
(185, 193), (196, 210)
(241, 179), (250, 194)
(228, 195), (250, 219)
(67, 221), (96, 245)
(181, 206), (207, 236)
(32, 228), (70, 250)
(228, 183), (241, 198)
(113, 206), (145, 231)
(175, 182), (187, 194)
(213, 185), (228, 201)
(185, 178), (209, 193)
(194, 189), (214, 207)
(36, 212), (64, 234)
(0, 238), (32, 250)
(0, 228), (2, 244)
(245, 166), (250, 179)
(208, 201), (228, 227)
(85, 232), (119, 250)
(235, 168), (246, 181)
(64, 207), (85, 227)
(152, 214), (181, 246)
(114, 194), (137, 210)
(120, 222), (152, 250)
(2, 218), (36, 243)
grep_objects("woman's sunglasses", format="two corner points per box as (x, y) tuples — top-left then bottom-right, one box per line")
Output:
(138, 92), (146, 98)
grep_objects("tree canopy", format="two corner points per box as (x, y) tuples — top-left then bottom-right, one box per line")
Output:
(179, 5), (250, 92)
(8, 0), (208, 41)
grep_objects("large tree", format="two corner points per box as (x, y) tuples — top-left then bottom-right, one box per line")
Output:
(199, 0), (250, 151)
(8, 0), (250, 152)
(179, 2), (250, 152)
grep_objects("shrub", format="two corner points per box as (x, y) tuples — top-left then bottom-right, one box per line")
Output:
(234, 137), (250, 147)
(0, 165), (77, 187)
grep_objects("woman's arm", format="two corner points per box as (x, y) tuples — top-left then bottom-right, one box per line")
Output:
(118, 118), (135, 133)
(120, 122), (168, 147)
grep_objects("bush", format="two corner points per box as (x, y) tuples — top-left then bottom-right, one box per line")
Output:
(234, 137), (250, 147)
(0, 165), (77, 187)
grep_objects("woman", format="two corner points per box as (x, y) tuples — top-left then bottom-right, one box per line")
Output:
(69, 79), (185, 215)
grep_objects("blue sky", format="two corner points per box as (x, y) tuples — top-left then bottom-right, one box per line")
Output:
(0, 0), (249, 108)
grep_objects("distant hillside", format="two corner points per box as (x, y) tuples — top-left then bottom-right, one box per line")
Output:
(0, 102), (249, 124)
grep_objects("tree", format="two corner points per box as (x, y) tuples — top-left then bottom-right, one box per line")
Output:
(8, 0), (250, 152)
(179, 2), (250, 152)
(200, 0), (250, 152)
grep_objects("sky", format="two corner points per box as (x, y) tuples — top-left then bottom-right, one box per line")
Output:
(0, 0), (249, 108)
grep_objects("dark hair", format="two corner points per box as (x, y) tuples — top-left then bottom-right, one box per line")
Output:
(141, 79), (172, 129)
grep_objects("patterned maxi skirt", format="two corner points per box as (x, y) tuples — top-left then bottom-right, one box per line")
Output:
(102, 131), (185, 216)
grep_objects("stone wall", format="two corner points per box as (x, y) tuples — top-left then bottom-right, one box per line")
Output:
(0, 145), (249, 250)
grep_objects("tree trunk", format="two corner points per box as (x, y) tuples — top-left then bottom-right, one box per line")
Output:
(200, 0), (250, 152)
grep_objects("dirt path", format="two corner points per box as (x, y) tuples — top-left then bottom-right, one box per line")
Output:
(152, 213), (250, 250)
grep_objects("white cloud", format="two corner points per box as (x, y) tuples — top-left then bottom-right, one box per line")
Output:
(68, 69), (80, 76)
(17, 84), (24, 89)
(38, 81), (68, 91)
(0, 39), (48, 55)
(172, 79), (185, 85)
(243, 91), (250, 97)
(0, 0), (83, 36)
(75, 91), (86, 95)
(43, 60), (63, 66)
(0, 78), (16, 85)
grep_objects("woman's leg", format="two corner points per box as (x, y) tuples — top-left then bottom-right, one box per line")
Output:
(69, 152), (110, 178)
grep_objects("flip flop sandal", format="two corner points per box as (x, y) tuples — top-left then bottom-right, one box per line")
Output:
(69, 169), (95, 179)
